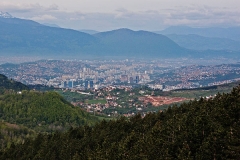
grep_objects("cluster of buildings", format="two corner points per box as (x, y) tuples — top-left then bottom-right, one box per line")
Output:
(59, 80), (94, 89)
(1, 59), (240, 91)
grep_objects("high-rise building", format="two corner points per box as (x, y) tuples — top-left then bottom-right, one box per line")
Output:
(64, 81), (67, 88)
(84, 81), (89, 89)
(136, 75), (140, 83)
(129, 77), (134, 83)
(89, 80), (94, 89)
(60, 81), (65, 88)
(68, 80), (73, 88)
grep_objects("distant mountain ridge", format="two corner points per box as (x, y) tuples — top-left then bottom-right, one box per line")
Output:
(0, 17), (97, 56)
(0, 17), (189, 58)
(92, 28), (188, 58)
(80, 29), (99, 34)
(0, 15), (240, 58)
(157, 26), (240, 41)
(42, 23), (60, 28)
(166, 34), (240, 51)
(0, 11), (13, 18)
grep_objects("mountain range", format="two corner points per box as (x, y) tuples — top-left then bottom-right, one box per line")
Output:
(156, 26), (240, 41)
(92, 29), (188, 58)
(165, 34), (240, 51)
(0, 17), (97, 56)
(0, 12), (240, 59)
(80, 29), (99, 35)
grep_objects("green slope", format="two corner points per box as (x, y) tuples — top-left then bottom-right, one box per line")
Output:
(0, 74), (98, 132)
(0, 74), (99, 149)
(0, 91), (98, 132)
(0, 122), (35, 149)
(1, 86), (239, 159)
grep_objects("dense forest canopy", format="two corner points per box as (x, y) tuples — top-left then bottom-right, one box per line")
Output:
(0, 91), (98, 132)
(1, 85), (239, 159)
(0, 121), (35, 149)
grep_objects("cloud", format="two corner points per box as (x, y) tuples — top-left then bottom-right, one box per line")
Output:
(0, 2), (58, 13)
(0, 2), (239, 30)
(69, 16), (85, 20)
(114, 9), (134, 19)
(31, 14), (57, 21)
(46, 4), (58, 11)
(162, 5), (240, 27)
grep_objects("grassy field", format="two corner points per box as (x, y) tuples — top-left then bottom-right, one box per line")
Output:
(87, 99), (107, 104)
(90, 114), (114, 121)
(55, 90), (93, 102)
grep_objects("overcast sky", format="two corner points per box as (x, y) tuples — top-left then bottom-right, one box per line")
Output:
(0, 0), (240, 31)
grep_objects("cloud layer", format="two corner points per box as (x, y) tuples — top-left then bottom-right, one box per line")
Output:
(0, 1), (239, 31)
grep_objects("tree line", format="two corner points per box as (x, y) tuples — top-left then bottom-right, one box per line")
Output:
(1, 85), (239, 159)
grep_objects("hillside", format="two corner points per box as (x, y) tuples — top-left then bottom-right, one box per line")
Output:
(157, 26), (240, 41)
(0, 74), (99, 149)
(1, 86), (239, 159)
(0, 91), (98, 132)
(0, 121), (35, 149)
(0, 74), (29, 94)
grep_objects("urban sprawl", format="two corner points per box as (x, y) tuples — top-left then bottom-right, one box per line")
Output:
(1, 59), (240, 91)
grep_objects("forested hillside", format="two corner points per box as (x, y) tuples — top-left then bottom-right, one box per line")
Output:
(0, 74), (29, 94)
(0, 91), (98, 132)
(1, 86), (239, 159)
(0, 74), (99, 149)
(0, 122), (35, 149)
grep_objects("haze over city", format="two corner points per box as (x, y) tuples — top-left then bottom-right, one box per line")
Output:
(0, 0), (240, 31)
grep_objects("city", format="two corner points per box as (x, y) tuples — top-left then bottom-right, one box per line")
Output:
(1, 58), (240, 91)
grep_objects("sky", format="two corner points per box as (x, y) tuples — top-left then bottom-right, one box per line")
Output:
(0, 0), (240, 31)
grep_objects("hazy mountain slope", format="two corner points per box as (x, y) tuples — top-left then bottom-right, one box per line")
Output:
(93, 28), (189, 58)
(156, 26), (240, 41)
(0, 18), (190, 58)
(80, 29), (99, 34)
(166, 34), (240, 51)
(0, 17), (98, 55)
(42, 23), (60, 28)
(1, 16), (239, 58)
